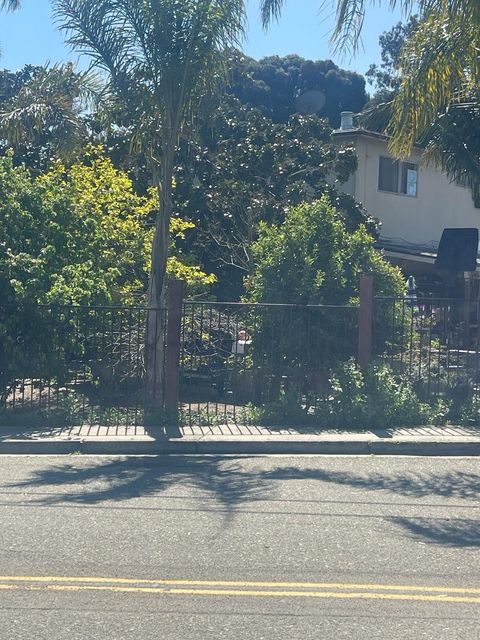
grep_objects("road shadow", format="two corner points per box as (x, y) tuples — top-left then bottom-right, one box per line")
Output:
(389, 517), (480, 548)
(261, 466), (480, 548)
(263, 467), (480, 501)
(6, 456), (272, 523)
(7, 458), (480, 545)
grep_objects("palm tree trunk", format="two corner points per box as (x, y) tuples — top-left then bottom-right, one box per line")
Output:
(145, 149), (174, 408)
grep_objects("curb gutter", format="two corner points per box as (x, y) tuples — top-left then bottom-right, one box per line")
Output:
(1, 435), (480, 456)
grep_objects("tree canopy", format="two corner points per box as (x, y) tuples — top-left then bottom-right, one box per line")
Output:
(0, 64), (96, 170)
(227, 50), (367, 127)
(260, 0), (480, 168)
(0, 147), (213, 307)
(365, 17), (419, 105)
(173, 95), (374, 299)
(247, 196), (402, 305)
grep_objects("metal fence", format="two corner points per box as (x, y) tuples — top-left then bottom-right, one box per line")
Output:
(179, 301), (358, 426)
(0, 305), (165, 429)
(1, 299), (359, 428)
(4, 288), (479, 430)
(375, 296), (480, 403)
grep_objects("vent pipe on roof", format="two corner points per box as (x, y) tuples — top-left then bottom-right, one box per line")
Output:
(340, 111), (355, 130)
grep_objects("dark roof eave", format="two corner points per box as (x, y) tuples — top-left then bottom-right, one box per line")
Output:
(332, 128), (423, 150)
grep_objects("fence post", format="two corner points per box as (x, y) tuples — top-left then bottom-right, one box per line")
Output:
(358, 275), (374, 368)
(164, 280), (185, 412)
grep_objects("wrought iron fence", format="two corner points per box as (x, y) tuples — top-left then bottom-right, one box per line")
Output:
(179, 301), (359, 427)
(375, 296), (480, 403)
(5, 293), (478, 430)
(1, 300), (358, 429)
(0, 305), (166, 428)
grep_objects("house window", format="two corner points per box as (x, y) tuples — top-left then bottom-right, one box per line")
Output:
(379, 156), (418, 196)
(378, 157), (399, 193)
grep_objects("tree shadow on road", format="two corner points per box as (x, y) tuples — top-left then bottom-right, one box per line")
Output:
(7, 459), (480, 545)
(6, 456), (272, 523)
(262, 466), (480, 548)
(264, 467), (480, 501)
(388, 517), (480, 548)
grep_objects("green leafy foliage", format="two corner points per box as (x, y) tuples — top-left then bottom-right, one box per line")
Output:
(0, 147), (213, 306)
(0, 147), (215, 400)
(175, 100), (374, 299)
(227, 50), (367, 126)
(0, 64), (96, 170)
(315, 361), (447, 429)
(246, 196), (403, 305)
(243, 360), (448, 429)
(240, 197), (404, 393)
(365, 17), (420, 103)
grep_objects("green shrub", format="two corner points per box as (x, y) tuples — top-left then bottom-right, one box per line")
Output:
(315, 361), (447, 428)
(245, 197), (405, 375)
(248, 360), (448, 429)
(458, 396), (480, 426)
(245, 391), (311, 426)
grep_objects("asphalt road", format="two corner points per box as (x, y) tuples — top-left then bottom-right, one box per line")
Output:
(0, 454), (479, 639)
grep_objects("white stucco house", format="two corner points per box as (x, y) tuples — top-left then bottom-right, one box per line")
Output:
(333, 112), (480, 279)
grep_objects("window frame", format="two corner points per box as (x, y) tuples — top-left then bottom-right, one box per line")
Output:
(378, 155), (418, 198)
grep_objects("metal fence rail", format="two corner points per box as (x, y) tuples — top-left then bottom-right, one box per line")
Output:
(0, 305), (166, 428)
(179, 301), (358, 427)
(4, 286), (478, 431)
(375, 296), (480, 402)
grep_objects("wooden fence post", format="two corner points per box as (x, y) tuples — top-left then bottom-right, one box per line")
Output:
(164, 280), (185, 412)
(358, 275), (374, 369)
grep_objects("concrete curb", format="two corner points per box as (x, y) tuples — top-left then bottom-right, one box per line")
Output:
(1, 435), (480, 456)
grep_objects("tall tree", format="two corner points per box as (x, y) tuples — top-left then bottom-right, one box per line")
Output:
(53, 0), (246, 406)
(174, 97), (371, 299)
(0, 64), (96, 169)
(260, 1), (480, 158)
(365, 16), (419, 104)
(227, 50), (366, 126)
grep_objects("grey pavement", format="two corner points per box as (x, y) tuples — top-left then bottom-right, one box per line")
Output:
(2, 422), (480, 438)
(1, 421), (480, 455)
(0, 454), (479, 639)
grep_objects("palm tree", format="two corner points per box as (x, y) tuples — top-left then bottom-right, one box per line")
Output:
(387, 5), (479, 158)
(260, 1), (479, 49)
(53, 0), (246, 406)
(420, 99), (480, 206)
(0, 64), (97, 161)
(261, 0), (480, 175)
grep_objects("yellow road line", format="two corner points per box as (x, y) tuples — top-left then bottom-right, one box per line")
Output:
(1, 576), (480, 595)
(1, 583), (480, 604)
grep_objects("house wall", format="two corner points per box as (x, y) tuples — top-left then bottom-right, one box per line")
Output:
(336, 134), (480, 248)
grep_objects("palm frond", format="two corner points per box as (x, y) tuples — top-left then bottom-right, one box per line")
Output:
(420, 98), (480, 205)
(0, 0), (21, 11)
(259, 0), (285, 28)
(53, 0), (246, 157)
(332, 0), (416, 52)
(0, 64), (94, 158)
(389, 9), (478, 157)
(358, 100), (394, 133)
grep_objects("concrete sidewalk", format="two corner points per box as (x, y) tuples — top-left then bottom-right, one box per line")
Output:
(1, 422), (480, 455)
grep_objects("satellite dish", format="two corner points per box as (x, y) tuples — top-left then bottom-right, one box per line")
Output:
(294, 90), (326, 116)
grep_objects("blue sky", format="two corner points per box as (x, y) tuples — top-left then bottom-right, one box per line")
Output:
(0, 0), (405, 78)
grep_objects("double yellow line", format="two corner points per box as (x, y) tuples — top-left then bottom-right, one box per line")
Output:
(1, 576), (480, 604)
(0, 576), (480, 604)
